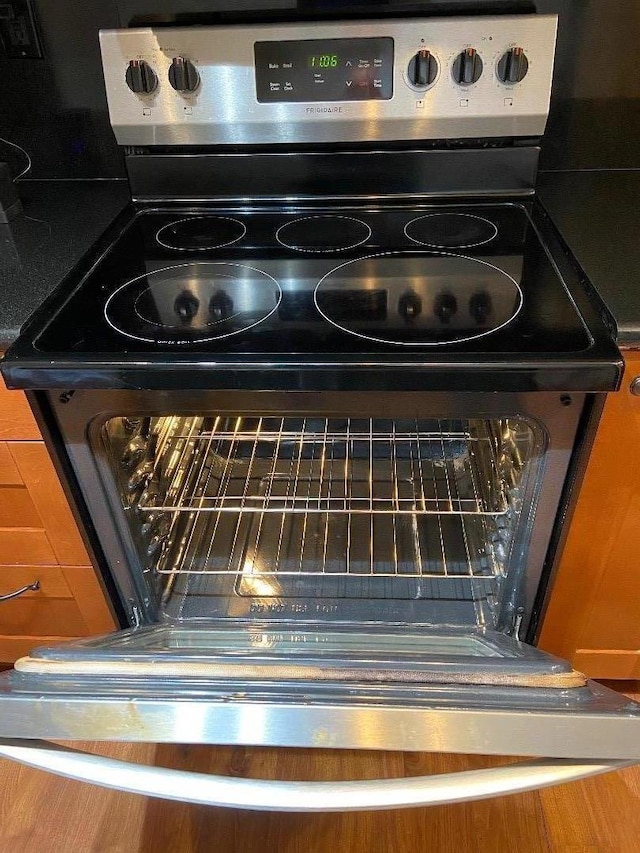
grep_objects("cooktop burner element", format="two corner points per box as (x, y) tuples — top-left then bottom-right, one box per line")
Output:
(104, 263), (282, 344)
(404, 213), (498, 249)
(276, 215), (372, 253)
(156, 216), (247, 251)
(314, 252), (523, 346)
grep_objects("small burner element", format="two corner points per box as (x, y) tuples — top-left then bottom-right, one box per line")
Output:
(105, 263), (281, 345)
(404, 213), (498, 248)
(314, 252), (523, 347)
(156, 216), (246, 251)
(276, 215), (372, 253)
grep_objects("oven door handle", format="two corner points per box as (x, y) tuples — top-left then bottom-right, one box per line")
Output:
(0, 739), (632, 810)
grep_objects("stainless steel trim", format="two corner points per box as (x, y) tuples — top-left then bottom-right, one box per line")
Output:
(0, 739), (631, 811)
(99, 16), (558, 146)
(630, 377), (640, 396)
(1, 672), (639, 758)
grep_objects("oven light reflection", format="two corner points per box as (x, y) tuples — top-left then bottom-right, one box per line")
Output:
(240, 558), (282, 597)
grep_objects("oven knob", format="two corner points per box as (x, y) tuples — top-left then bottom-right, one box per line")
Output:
(168, 56), (200, 93)
(125, 59), (158, 94)
(398, 291), (423, 321)
(174, 291), (200, 322)
(209, 290), (234, 320)
(497, 47), (529, 84)
(434, 293), (458, 323)
(469, 291), (493, 323)
(452, 48), (483, 86)
(407, 49), (438, 88)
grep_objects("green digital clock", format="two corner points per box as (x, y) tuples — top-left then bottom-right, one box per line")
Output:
(308, 54), (339, 69)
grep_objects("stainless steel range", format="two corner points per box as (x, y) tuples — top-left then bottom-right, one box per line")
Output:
(0, 11), (638, 811)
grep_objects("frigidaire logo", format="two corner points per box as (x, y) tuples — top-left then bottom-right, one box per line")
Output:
(305, 106), (343, 114)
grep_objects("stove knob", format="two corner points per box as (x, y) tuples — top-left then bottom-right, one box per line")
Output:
(125, 59), (158, 94)
(469, 291), (493, 323)
(452, 48), (483, 86)
(398, 291), (423, 321)
(168, 56), (200, 93)
(497, 47), (529, 84)
(174, 291), (200, 322)
(209, 290), (234, 320)
(434, 293), (458, 324)
(407, 49), (438, 88)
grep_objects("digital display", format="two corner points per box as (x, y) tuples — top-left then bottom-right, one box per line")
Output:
(308, 54), (339, 68)
(255, 38), (394, 103)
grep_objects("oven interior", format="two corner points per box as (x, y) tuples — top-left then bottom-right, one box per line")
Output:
(102, 413), (544, 632)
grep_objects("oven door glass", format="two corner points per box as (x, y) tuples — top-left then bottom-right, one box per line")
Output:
(1, 623), (639, 760)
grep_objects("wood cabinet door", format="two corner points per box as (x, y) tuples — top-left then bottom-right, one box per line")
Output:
(539, 350), (640, 678)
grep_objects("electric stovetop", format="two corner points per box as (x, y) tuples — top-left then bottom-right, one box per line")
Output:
(2, 199), (622, 392)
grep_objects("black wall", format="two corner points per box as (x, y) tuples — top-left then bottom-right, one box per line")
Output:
(0, 0), (638, 179)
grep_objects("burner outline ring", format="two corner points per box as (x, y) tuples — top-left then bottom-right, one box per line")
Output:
(313, 250), (523, 347)
(104, 262), (282, 345)
(404, 212), (498, 249)
(275, 214), (372, 253)
(155, 215), (247, 251)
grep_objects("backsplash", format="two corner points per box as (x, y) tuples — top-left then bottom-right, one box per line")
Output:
(0, 0), (636, 179)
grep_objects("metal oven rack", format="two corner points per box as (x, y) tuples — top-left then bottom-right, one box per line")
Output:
(139, 417), (509, 516)
(126, 417), (522, 585)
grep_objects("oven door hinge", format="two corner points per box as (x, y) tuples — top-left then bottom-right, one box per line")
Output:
(510, 606), (525, 640)
(128, 601), (143, 628)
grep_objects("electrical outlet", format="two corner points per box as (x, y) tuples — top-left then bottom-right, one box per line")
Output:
(0, 0), (42, 58)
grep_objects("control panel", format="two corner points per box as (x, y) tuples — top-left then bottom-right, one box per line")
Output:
(100, 15), (558, 146)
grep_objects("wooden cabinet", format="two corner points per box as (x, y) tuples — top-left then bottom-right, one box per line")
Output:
(0, 375), (115, 662)
(539, 350), (640, 679)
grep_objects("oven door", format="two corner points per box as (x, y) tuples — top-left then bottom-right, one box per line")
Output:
(0, 623), (638, 810)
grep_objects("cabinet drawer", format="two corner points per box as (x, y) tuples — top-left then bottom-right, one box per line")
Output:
(0, 485), (42, 529)
(0, 565), (83, 637)
(0, 529), (57, 565)
(0, 376), (40, 441)
(0, 596), (88, 637)
(0, 443), (22, 485)
(0, 565), (73, 599)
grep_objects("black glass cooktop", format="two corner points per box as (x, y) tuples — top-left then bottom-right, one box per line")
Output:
(31, 203), (594, 356)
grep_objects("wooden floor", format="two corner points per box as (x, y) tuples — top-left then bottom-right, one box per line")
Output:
(0, 683), (638, 853)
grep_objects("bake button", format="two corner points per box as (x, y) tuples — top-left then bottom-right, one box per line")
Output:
(459, 99), (469, 107)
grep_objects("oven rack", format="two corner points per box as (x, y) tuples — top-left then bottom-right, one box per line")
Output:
(154, 501), (504, 582)
(138, 417), (509, 517)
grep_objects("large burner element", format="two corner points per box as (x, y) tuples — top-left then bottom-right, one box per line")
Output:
(314, 252), (523, 346)
(276, 215), (372, 253)
(104, 263), (281, 344)
(405, 213), (498, 249)
(156, 216), (246, 251)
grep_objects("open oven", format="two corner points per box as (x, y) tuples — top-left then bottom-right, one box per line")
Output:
(0, 10), (638, 811)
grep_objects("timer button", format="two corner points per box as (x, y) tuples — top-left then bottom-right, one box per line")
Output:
(452, 48), (483, 86)
(407, 49), (438, 88)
